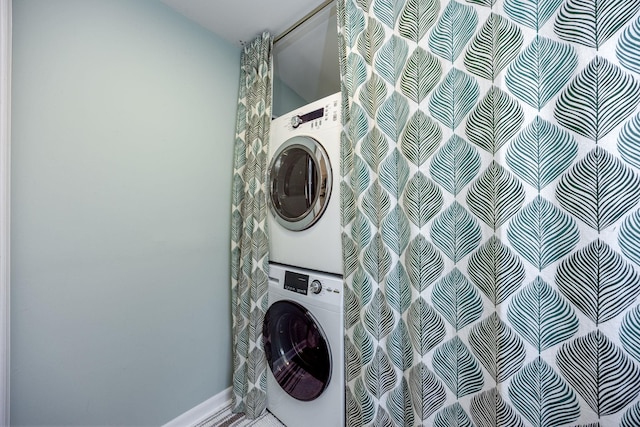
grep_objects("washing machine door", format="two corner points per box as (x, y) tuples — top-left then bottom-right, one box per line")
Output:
(269, 136), (332, 231)
(263, 300), (332, 401)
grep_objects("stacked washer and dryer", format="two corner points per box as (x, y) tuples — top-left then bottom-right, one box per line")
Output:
(262, 92), (344, 427)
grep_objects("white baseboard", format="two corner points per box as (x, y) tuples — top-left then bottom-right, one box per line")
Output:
(163, 387), (232, 427)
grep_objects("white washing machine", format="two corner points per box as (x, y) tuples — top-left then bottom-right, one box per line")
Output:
(268, 92), (342, 275)
(263, 262), (344, 427)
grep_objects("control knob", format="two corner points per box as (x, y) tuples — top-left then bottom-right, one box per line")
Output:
(291, 115), (302, 128)
(310, 279), (322, 294)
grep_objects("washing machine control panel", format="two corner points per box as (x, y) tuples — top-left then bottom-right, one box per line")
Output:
(285, 96), (340, 131)
(281, 270), (341, 297)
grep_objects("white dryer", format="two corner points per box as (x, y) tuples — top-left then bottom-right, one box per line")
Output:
(268, 92), (342, 275)
(263, 262), (344, 427)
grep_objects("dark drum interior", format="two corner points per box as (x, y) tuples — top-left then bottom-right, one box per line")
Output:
(271, 146), (318, 220)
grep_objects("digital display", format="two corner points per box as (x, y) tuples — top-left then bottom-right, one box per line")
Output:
(284, 271), (309, 295)
(299, 107), (324, 123)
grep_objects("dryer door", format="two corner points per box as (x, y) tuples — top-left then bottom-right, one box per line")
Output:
(268, 135), (332, 231)
(263, 300), (332, 401)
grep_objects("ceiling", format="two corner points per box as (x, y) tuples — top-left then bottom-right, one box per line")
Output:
(161, 0), (340, 105)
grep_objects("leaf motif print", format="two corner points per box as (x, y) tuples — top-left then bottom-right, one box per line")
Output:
(618, 113), (640, 170)
(409, 363), (447, 421)
(386, 263), (412, 314)
(430, 134), (481, 196)
(505, 37), (577, 110)
(342, 233), (358, 277)
(354, 322), (375, 365)
(354, 377), (375, 425)
(377, 91), (410, 141)
(386, 378), (414, 427)
(401, 110), (442, 167)
(468, 236), (526, 305)
(620, 305), (640, 363)
(362, 180), (390, 225)
(433, 336), (485, 398)
(374, 35), (409, 85)
(364, 288), (395, 340)
(429, 0), (478, 63)
(507, 196), (580, 270)
(556, 147), (640, 232)
(470, 387), (525, 427)
(351, 210), (372, 248)
(432, 268), (484, 331)
(373, 407), (392, 425)
(361, 127), (388, 172)
(554, 0), (640, 49)
(465, 85), (524, 154)
(349, 102), (369, 144)
(556, 239), (640, 325)
(398, 0), (440, 42)
(372, 0), (406, 29)
(622, 401), (640, 427)
(506, 116), (577, 191)
(617, 16), (640, 75)
(353, 267), (373, 307)
(357, 17), (386, 65)
(468, 312), (526, 383)
(554, 57), (640, 142)
(556, 331), (640, 416)
(464, 13), (524, 82)
(400, 47), (442, 104)
(508, 357), (581, 427)
(386, 320), (413, 371)
(381, 205), (410, 256)
(365, 346), (398, 399)
(345, 286), (361, 329)
(619, 209), (640, 266)
(344, 4), (366, 48)
(434, 403), (474, 427)
(503, 0), (564, 30)
(430, 201), (483, 262)
(466, 0), (495, 7)
(379, 148), (409, 199)
(346, 336), (361, 382)
(429, 68), (480, 130)
(345, 52), (368, 95)
(359, 73), (388, 120)
(466, 161), (525, 230)
(407, 297), (446, 356)
(507, 276), (579, 352)
(403, 172), (443, 228)
(406, 235), (444, 292)
(363, 233), (392, 283)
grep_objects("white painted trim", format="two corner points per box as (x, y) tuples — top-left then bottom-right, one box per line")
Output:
(163, 387), (232, 427)
(0, 1), (10, 425)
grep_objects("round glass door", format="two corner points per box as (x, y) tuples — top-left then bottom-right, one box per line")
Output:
(263, 300), (332, 401)
(268, 136), (332, 231)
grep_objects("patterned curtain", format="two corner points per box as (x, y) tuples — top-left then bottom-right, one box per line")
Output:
(230, 32), (272, 419)
(338, 0), (640, 426)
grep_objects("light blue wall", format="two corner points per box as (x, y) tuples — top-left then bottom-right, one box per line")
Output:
(11, 0), (240, 425)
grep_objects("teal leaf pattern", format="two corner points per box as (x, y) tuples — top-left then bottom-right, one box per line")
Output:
(386, 378), (414, 427)
(432, 268), (484, 331)
(386, 320), (413, 371)
(361, 127), (388, 172)
(508, 357), (581, 427)
(556, 240), (640, 325)
(434, 403), (474, 427)
(400, 47), (443, 103)
(377, 91), (410, 141)
(556, 146), (640, 232)
(468, 312), (526, 383)
(617, 17), (640, 75)
(506, 116), (577, 191)
(345, 52), (368, 94)
(508, 277), (579, 352)
(505, 36), (577, 110)
(365, 346), (398, 399)
(430, 201), (483, 262)
(357, 17), (386, 65)
(386, 263), (412, 314)
(379, 148), (410, 199)
(503, 0), (563, 30)
(554, 0), (640, 49)
(465, 86), (524, 155)
(429, 68), (480, 129)
(375, 35), (409, 85)
(409, 363), (447, 421)
(407, 297), (446, 356)
(354, 322), (375, 365)
(355, 377), (376, 425)
(466, 161), (525, 230)
(363, 233), (393, 283)
(430, 134), (481, 196)
(433, 336), (485, 398)
(401, 110), (442, 167)
(403, 172), (443, 228)
(468, 236), (526, 305)
(622, 402), (640, 427)
(557, 331), (640, 416)
(364, 288), (395, 340)
(464, 13), (523, 82)
(619, 208), (640, 266)
(470, 387), (525, 427)
(618, 113), (640, 170)
(406, 235), (444, 292)
(362, 180), (390, 225)
(507, 196), (580, 270)
(554, 57), (640, 142)
(398, 0), (440, 42)
(620, 305), (640, 362)
(359, 73), (388, 120)
(372, 0), (406, 29)
(429, 0), (478, 63)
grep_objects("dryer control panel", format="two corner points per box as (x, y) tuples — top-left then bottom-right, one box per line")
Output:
(284, 95), (340, 131)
